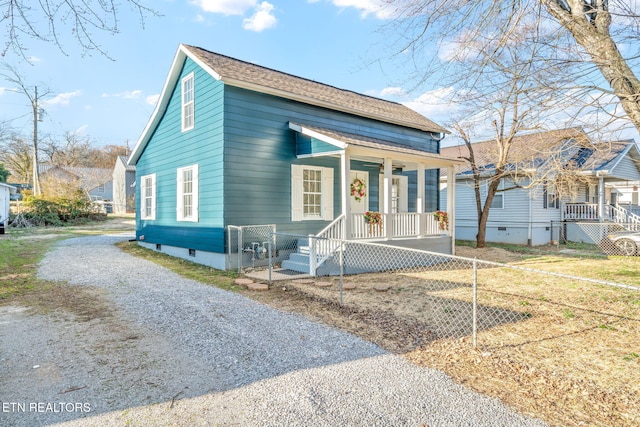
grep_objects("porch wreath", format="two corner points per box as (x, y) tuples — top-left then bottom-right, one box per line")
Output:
(350, 177), (366, 202)
(434, 210), (449, 230)
(364, 211), (382, 224)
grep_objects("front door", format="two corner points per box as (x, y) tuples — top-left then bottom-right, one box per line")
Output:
(379, 174), (408, 213)
(350, 171), (369, 214)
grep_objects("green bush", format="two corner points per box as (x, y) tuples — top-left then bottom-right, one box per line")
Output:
(19, 190), (106, 226)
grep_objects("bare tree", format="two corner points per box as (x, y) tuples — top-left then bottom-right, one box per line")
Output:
(0, 133), (33, 183)
(383, 1), (640, 135)
(0, 1), (158, 58)
(440, 24), (598, 247)
(43, 131), (92, 167)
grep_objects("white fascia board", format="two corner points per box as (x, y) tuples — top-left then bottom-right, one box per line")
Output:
(128, 44), (223, 166)
(605, 142), (634, 175)
(349, 145), (464, 168)
(288, 123), (347, 149)
(296, 150), (345, 159)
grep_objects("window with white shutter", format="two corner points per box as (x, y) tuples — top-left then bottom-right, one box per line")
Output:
(291, 165), (333, 221)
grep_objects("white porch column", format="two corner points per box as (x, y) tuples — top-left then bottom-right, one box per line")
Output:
(598, 175), (605, 222)
(417, 163), (425, 236)
(447, 166), (456, 255)
(341, 150), (351, 239)
(383, 157), (393, 240)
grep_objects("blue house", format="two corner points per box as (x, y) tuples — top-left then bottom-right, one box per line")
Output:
(128, 44), (462, 271)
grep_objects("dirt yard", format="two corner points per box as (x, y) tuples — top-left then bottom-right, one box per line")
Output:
(239, 245), (640, 427)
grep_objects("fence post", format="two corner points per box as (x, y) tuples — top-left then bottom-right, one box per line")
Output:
(308, 234), (316, 277)
(339, 241), (344, 305)
(268, 237), (272, 283)
(472, 258), (478, 349)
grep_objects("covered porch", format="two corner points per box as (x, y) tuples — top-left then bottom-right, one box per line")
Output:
(289, 122), (463, 249)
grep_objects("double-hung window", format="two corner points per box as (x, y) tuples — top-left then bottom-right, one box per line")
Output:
(291, 165), (333, 221)
(140, 174), (156, 220)
(182, 73), (194, 131)
(177, 164), (199, 222)
(544, 181), (560, 209)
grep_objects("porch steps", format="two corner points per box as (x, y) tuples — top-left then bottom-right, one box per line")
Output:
(281, 243), (311, 274)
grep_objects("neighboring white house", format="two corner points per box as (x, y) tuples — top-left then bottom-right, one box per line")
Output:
(440, 128), (640, 246)
(0, 182), (16, 232)
(38, 164), (114, 201)
(112, 155), (136, 214)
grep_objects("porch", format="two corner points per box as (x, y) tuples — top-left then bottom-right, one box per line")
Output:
(562, 203), (640, 226)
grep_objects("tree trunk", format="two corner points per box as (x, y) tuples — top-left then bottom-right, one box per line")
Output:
(545, 0), (640, 132)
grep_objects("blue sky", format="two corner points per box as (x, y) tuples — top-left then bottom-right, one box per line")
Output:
(1, 0), (448, 150)
(0, 0), (638, 151)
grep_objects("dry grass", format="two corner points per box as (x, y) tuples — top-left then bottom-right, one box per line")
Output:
(251, 246), (640, 427)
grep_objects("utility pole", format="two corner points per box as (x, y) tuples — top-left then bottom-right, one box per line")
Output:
(32, 86), (41, 196)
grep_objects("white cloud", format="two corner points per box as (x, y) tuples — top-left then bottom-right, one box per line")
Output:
(402, 86), (459, 118)
(243, 1), (277, 31)
(74, 124), (89, 135)
(330, 0), (397, 19)
(146, 94), (160, 106)
(189, 0), (256, 15)
(43, 90), (82, 107)
(378, 86), (407, 98)
(102, 90), (142, 99)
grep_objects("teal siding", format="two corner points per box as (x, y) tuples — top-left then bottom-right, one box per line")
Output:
(135, 58), (225, 252)
(222, 86), (440, 236)
(136, 60), (442, 255)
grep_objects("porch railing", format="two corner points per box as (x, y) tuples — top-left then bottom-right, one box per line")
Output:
(309, 214), (345, 275)
(562, 203), (599, 221)
(563, 203), (640, 228)
(608, 204), (640, 228)
(349, 212), (446, 240)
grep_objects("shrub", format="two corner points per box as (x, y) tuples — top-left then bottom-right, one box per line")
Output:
(16, 190), (106, 226)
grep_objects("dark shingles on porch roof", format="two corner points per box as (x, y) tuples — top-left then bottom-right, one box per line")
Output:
(184, 45), (448, 135)
(291, 122), (455, 160)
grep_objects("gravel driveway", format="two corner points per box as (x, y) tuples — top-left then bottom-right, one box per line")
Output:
(0, 234), (546, 426)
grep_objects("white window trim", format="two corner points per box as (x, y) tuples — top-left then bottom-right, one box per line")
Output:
(140, 173), (156, 220)
(181, 72), (195, 132)
(177, 164), (199, 222)
(291, 164), (334, 221)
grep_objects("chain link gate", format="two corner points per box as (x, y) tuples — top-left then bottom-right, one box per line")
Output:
(227, 225), (277, 273)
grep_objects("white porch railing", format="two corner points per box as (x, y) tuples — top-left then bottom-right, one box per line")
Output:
(309, 214), (345, 275)
(562, 203), (599, 221)
(563, 203), (640, 228)
(349, 212), (447, 240)
(608, 204), (640, 227)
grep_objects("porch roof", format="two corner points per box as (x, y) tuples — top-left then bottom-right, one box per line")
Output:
(289, 122), (463, 168)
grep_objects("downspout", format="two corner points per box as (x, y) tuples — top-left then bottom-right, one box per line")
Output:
(527, 186), (533, 246)
(598, 172), (605, 222)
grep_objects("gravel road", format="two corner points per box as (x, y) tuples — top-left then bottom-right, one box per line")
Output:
(0, 234), (546, 426)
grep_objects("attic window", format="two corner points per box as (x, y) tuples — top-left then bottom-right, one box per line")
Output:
(182, 72), (194, 131)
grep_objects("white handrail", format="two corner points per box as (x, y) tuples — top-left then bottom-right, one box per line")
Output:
(309, 215), (345, 276)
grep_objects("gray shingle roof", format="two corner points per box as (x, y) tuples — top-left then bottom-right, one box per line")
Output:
(440, 128), (591, 176)
(184, 45), (448, 135)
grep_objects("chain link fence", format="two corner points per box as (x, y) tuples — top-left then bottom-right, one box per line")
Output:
(264, 232), (639, 350)
(227, 225), (277, 273)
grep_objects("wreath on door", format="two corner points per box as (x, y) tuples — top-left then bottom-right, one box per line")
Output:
(350, 177), (366, 202)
